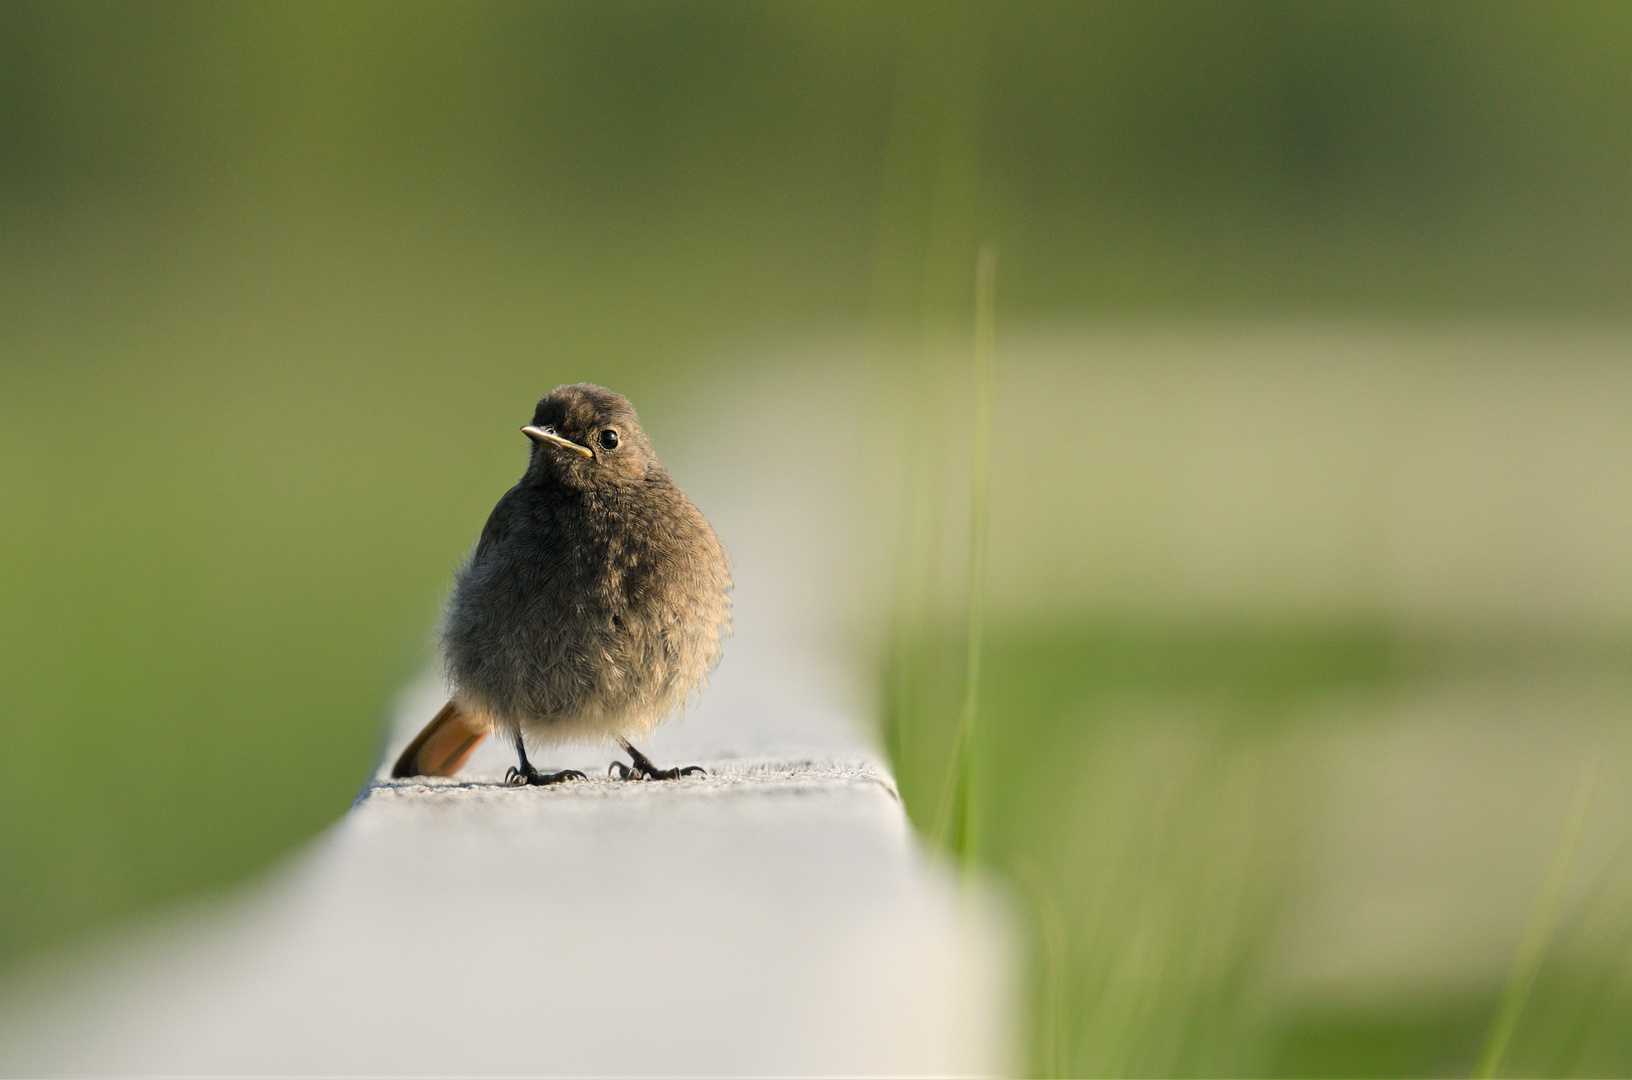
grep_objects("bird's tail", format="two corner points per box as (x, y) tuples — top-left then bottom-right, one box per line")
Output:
(390, 699), (491, 778)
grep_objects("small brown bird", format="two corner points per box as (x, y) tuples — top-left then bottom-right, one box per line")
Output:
(391, 383), (732, 785)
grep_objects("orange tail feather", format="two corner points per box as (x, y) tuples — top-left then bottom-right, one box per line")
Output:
(390, 700), (491, 778)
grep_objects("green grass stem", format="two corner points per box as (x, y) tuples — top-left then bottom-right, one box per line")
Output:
(1015, 856), (1071, 1078)
(1474, 758), (1601, 1078)
(934, 244), (998, 862)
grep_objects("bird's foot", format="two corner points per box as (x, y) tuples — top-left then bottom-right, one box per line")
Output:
(609, 743), (706, 781)
(504, 765), (587, 787)
(609, 760), (706, 780)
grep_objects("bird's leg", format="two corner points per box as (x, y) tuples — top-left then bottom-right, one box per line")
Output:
(609, 738), (707, 781)
(504, 732), (586, 787)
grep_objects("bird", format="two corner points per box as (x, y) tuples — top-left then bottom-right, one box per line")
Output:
(391, 383), (732, 785)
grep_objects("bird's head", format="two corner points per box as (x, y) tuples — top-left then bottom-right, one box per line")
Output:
(522, 383), (662, 490)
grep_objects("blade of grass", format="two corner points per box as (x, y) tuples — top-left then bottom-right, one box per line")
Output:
(873, 4), (985, 801)
(1014, 856), (1071, 1078)
(1474, 758), (1600, 1078)
(935, 244), (998, 862)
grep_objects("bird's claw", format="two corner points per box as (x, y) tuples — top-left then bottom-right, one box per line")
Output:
(504, 766), (585, 787)
(609, 757), (707, 781)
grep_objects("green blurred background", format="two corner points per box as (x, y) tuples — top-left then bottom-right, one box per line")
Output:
(1, 2), (1628, 1075)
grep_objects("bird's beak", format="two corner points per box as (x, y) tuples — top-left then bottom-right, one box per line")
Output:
(521, 425), (594, 458)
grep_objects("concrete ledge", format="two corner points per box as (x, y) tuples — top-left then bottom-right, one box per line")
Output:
(0, 669), (1013, 1078)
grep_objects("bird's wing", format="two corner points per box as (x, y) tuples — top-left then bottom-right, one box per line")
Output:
(472, 482), (526, 562)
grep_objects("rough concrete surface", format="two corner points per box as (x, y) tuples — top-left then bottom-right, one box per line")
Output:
(0, 646), (1014, 1078)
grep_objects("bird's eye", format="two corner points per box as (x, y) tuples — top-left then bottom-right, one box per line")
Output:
(598, 429), (619, 451)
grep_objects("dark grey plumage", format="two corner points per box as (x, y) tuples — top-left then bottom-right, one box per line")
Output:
(439, 384), (731, 760)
